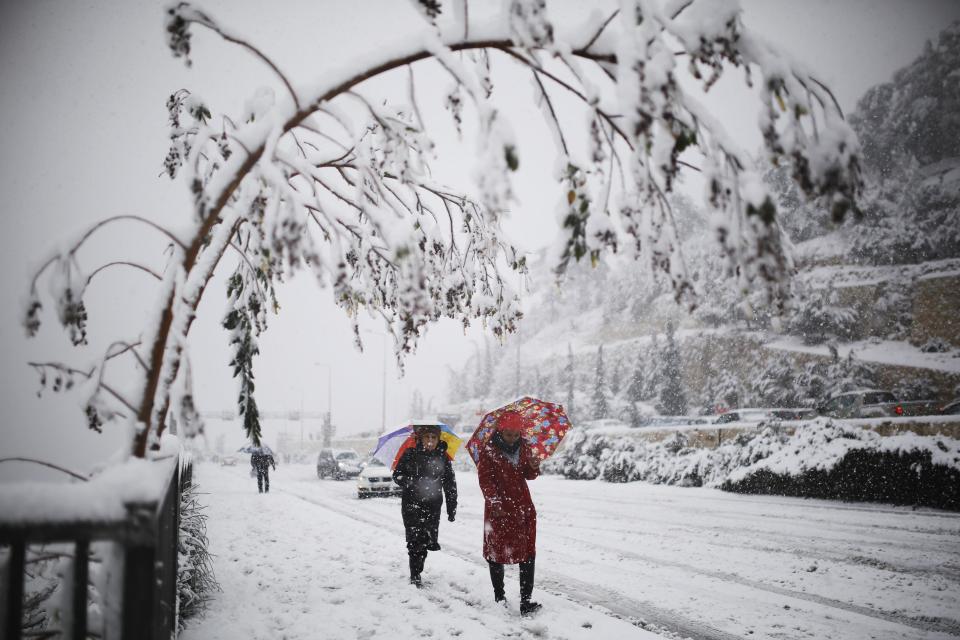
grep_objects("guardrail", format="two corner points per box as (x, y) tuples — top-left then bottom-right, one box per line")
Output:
(1, 456), (190, 640)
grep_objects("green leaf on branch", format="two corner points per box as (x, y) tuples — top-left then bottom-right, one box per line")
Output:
(504, 145), (519, 171)
(746, 196), (777, 225)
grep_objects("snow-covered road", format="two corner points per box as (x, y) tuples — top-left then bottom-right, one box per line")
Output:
(182, 463), (960, 640)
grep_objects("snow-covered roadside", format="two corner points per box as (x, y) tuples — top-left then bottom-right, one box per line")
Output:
(183, 462), (960, 640)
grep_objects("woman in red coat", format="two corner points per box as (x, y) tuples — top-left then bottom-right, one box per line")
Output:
(477, 411), (542, 615)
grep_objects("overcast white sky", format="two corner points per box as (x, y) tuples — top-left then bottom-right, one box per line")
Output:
(1, 0), (957, 478)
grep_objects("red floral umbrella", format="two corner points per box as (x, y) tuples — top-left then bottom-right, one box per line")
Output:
(466, 396), (572, 464)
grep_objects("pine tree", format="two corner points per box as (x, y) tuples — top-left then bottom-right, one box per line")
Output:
(627, 401), (644, 428)
(447, 366), (465, 404)
(627, 350), (646, 404)
(659, 326), (687, 415)
(609, 358), (622, 397)
(591, 345), (609, 419)
(540, 368), (553, 401)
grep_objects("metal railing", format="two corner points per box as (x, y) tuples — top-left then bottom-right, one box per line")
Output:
(1, 457), (189, 640)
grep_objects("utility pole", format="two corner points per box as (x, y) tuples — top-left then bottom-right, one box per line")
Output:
(362, 330), (388, 434)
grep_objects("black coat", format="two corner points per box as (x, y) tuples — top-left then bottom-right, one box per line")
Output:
(392, 441), (457, 554)
(251, 451), (275, 473)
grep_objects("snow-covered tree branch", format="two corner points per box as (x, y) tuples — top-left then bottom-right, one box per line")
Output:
(24, 0), (861, 458)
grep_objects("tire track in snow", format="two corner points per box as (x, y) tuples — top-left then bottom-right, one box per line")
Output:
(537, 525), (960, 637)
(608, 487), (960, 521)
(539, 515), (960, 583)
(274, 482), (742, 640)
(547, 490), (960, 548)
(277, 479), (960, 638)
(541, 501), (957, 567)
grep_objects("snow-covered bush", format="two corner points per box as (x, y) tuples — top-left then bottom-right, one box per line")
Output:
(548, 419), (960, 509)
(177, 468), (219, 627)
(25, 2), (862, 458)
(547, 423), (792, 487)
(14, 541), (118, 638)
(919, 337), (952, 353)
(723, 421), (960, 509)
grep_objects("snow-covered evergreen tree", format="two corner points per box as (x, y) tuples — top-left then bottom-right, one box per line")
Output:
(846, 21), (960, 264)
(658, 326), (687, 415)
(609, 357), (622, 397)
(627, 350), (647, 405)
(751, 354), (805, 407)
(787, 281), (859, 345)
(539, 369), (554, 402)
(591, 345), (609, 420)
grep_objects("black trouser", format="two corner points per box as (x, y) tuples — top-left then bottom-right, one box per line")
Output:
(257, 470), (269, 493)
(488, 555), (535, 602)
(402, 501), (442, 554)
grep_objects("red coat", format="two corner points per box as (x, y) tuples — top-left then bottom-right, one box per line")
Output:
(477, 439), (540, 564)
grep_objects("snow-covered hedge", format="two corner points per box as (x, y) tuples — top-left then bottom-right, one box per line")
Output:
(545, 420), (960, 510)
(177, 465), (219, 628)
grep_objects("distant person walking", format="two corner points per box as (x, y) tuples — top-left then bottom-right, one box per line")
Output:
(392, 424), (458, 587)
(477, 411), (542, 615)
(251, 448), (276, 493)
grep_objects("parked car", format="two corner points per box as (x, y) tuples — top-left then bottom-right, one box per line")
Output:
(316, 448), (362, 480)
(637, 415), (713, 428)
(356, 458), (401, 499)
(817, 390), (938, 419)
(770, 408), (818, 421)
(713, 408), (778, 424)
(941, 399), (960, 416)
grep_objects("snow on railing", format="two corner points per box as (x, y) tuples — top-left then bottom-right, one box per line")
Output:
(0, 455), (187, 640)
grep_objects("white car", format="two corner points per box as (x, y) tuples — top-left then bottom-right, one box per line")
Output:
(356, 458), (401, 499)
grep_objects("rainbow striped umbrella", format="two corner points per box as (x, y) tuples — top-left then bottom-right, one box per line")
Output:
(372, 422), (462, 470)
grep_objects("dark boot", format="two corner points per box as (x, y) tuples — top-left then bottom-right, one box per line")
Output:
(409, 551), (426, 588)
(488, 561), (506, 604)
(257, 473), (264, 493)
(519, 556), (541, 615)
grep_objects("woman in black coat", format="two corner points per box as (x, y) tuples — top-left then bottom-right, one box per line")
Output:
(392, 424), (457, 587)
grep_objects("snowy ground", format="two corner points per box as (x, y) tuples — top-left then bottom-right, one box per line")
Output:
(182, 463), (960, 640)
